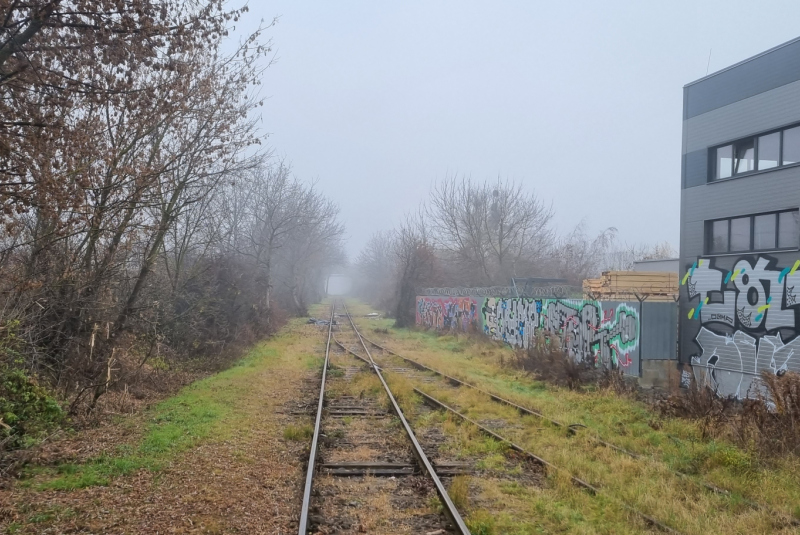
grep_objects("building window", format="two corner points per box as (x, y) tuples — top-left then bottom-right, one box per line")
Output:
(714, 145), (733, 179)
(758, 132), (780, 170)
(783, 126), (800, 165)
(709, 219), (728, 253)
(710, 123), (800, 181)
(705, 209), (800, 254)
(733, 139), (755, 174)
(779, 211), (800, 248)
(753, 213), (776, 249)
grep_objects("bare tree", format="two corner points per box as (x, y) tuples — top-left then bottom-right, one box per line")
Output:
(0, 2), (326, 416)
(393, 212), (439, 327)
(428, 175), (554, 285)
(602, 240), (677, 271)
(274, 185), (346, 316)
(545, 224), (617, 284)
(355, 231), (396, 311)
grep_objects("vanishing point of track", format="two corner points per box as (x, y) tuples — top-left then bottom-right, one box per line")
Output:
(297, 301), (470, 534)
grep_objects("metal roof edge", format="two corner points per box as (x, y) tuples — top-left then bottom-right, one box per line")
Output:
(632, 258), (679, 264)
(684, 35), (800, 88)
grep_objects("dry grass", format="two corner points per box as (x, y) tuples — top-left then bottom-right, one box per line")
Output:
(447, 474), (470, 510)
(512, 331), (594, 390)
(352, 302), (800, 534)
(656, 378), (738, 440)
(740, 372), (800, 456)
(658, 372), (800, 459)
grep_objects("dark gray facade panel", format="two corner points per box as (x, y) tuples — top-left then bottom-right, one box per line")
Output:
(684, 171), (800, 213)
(682, 150), (707, 189)
(679, 217), (703, 260)
(681, 166), (800, 225)
(685, 38), (800, 119)
(684, 78), (800, 153)
(640, 302), (677, 360)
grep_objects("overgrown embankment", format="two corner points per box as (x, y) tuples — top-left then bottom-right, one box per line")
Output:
(0, 316), (327, 534)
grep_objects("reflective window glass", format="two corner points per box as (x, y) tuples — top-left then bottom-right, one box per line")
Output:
(783, 127), (800, 165)
(730, 217), (751, 251)
(754, 214), (776, 249)
(715, 145), (733, 179)
(758, 132), (780, 170)
(710, 220), (728, 253)
(779, 211), (800, 248)
(734, 139), (755, 174)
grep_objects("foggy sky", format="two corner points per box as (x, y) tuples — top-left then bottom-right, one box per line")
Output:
(237, 1), (800, 260)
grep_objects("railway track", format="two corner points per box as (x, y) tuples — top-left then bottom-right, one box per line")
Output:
(297, 302), (470, 534)
(300, 304), (797, 533)
(332, 318), (679, 533)
(346, 317), (800, 533)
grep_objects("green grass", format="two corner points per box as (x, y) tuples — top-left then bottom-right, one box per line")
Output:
(23, 330), (296, 491)
(448, 475), (471, 510)
(465, 509), (496, 535)
(283, 424), (314, 441)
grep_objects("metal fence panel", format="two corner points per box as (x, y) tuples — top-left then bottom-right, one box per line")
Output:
(640, 302), (678, 361)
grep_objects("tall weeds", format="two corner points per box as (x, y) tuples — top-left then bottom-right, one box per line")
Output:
(511, 332), (593, 390)
(739, 372), (800, 456)
(659, 371), (800, 457)
(656, 379), (736, 440)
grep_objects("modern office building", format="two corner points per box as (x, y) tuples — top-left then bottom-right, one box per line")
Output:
(680, 37), (800, 398)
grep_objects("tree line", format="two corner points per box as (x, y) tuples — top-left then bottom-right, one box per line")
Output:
(355, 175), (673, 326)
(0, 1), (344, 417)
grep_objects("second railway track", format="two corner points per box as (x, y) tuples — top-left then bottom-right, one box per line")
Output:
(341, 308), (800, 534)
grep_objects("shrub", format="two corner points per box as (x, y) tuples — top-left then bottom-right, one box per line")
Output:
(655, 378), (736, 440)
(738, 371), (800, 456)
(657, 371), (800, 458)
(0, 367), (64, 450)
(511, 332), (593, 390)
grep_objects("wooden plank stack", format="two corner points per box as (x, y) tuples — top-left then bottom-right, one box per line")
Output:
(582, 271), (678, 302)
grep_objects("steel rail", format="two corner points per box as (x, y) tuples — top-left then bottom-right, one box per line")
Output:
(358, 333), (754, 502)
(331, 337), (372, 366)
(340, 302), (471, 535)
(361, 330), (800, 528)
(413, 387), (683, 535)
(361, 333), (800, 530)
(297, 304), (336, 535)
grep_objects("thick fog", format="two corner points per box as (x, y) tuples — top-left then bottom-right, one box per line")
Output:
(238, 0), (800, 258)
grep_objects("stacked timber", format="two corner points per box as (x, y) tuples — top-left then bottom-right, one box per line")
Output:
(582, 271), (678, 302)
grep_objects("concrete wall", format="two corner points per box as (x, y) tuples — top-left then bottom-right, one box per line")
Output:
(416, 296), (678, 379)
(415, 296), (479, 333)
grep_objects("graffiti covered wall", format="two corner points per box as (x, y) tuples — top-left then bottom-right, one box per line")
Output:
(416, 296), (479, 332)
(481, 298), (640, 373)
(682, 255), (800, 398)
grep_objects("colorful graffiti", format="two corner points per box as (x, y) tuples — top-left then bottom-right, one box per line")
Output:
(416, 296), (478, 332)
(480, 298), (640, 370)
(683, 255), (800, 398)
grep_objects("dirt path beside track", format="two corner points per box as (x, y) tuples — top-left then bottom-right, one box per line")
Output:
(1, 320), (327, 534)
